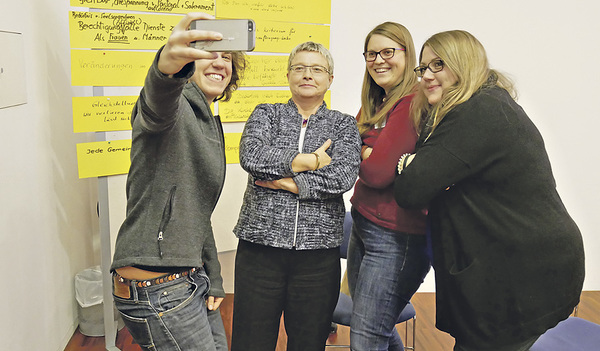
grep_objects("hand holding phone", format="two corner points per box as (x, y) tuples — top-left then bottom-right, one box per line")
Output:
(190, 19), (256, 52)
(158, 13), (224, 75)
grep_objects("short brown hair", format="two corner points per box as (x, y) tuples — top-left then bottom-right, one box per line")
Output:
(216, 51), (248, 102)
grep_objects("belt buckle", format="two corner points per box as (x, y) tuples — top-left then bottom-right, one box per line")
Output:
(113, 275), (132, 299)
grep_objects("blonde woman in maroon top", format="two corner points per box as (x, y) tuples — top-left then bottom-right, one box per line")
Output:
(346, 22), (431, 351)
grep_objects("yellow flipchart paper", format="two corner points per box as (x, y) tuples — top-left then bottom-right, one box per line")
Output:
(218, 90), (330, 123)
(71, 50), (155, 86)
(70, 0), (216, 15)
(242, 55), (288, 87)
(70, 11), (180, 50)
(255, 20), (329, 54)
(70, 12), (329, 52)
(216, 0), (330, 24)
(224, 133), (242, 164)
(77, 132), (244, 178)
(219, 90), (290, 122)
(72, 96), (137, 132)
(76, 140), (132, 178)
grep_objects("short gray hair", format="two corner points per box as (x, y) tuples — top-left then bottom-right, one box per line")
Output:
(288, 41), (334, 75)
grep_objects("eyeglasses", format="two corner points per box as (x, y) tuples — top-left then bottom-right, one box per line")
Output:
(414, 59), (445, 78)
(289, 65), (330, 75)
(363, 47), (405, 62)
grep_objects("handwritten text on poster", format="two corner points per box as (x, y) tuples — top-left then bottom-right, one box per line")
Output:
(71, 50), (155, 86)
(72, 95), (137, 132)
(216, 0), (330, 24)
(69, 11), (180, 50)
(254, 20), (329, 53)
(76, 139), (132, 178)
(70, 0), (216, 15)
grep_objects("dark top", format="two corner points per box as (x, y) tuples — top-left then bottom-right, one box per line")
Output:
(111, 50), (225, 297)
(394, 86), (585, 347)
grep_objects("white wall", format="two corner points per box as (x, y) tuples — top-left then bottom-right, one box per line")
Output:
(0, 1), (597, 350)
(0, 1), (99, 350)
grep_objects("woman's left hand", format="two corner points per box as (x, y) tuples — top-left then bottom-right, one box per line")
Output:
(255, 177), (299, 194)
(206, 296), (224, 311)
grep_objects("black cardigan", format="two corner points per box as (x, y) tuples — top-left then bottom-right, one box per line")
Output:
(394, 86), (585, 348)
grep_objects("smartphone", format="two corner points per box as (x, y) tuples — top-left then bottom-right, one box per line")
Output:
(190, 19), (256, 52)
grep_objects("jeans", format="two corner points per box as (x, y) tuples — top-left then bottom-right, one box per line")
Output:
(113, 267), (227, 351)
(231, 240), (340, 351)
(347, 209), (431, 351)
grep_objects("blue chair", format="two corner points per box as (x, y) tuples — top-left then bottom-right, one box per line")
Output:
(530, 317), (600, 350)
(327, 212), (417, 350)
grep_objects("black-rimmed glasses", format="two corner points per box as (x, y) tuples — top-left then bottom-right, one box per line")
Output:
(414, 59), (445, 78)
(363, 47), (405, 62)
(289, 65), (330, 75)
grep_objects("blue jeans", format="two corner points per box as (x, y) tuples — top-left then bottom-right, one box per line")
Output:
(347, 209), (431, 351)
(113, 267), (227, 351)
(231, 240), (340, 351)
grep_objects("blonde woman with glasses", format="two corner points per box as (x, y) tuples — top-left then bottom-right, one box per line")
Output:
(394, 30), (584, 351)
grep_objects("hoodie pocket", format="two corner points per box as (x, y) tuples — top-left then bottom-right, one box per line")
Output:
(157, 186), (177, 258)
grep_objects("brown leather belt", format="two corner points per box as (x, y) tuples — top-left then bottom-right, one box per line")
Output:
(113, 267), (197, 299)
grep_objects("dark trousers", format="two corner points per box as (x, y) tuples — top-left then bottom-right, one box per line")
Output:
(231, 240), (340, 351)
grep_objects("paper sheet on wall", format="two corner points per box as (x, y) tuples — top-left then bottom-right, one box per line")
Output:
(69, 11), (181, 50)
(70, 0), (216, 15)
(71, 50), (154, 86)
(72, 96), (137, 132)
(77, 132), (244, 178)
(69, 11), (329, 53)
(224, 133), (242, 164)
(254, 20), (329, 53)
(216, 0), (330, 24)
(241, 55), (288, 86)
(218, 90), (331, 122)
(76, 140), (132, 178)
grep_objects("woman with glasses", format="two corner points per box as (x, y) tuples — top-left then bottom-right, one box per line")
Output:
(346, 21), (431, 351)
(230, 41), (361, 351)
(394, 30), (584, 351)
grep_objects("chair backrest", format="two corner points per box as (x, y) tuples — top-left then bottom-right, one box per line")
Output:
(530, 317), (600, 350)
(340, 211), (352, 259)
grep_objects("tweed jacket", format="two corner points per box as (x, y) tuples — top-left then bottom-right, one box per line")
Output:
(234, 100), (362, 250)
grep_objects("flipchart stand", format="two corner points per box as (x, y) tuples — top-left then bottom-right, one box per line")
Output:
(94, 86), (120, 351)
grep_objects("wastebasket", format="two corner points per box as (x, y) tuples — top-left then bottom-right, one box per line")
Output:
(75, 266), (119, 336)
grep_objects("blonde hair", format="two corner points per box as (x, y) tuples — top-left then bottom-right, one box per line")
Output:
(288, 41), (334, 75)
(412, 30), (516, 136)
(358, 22), (418, 135)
